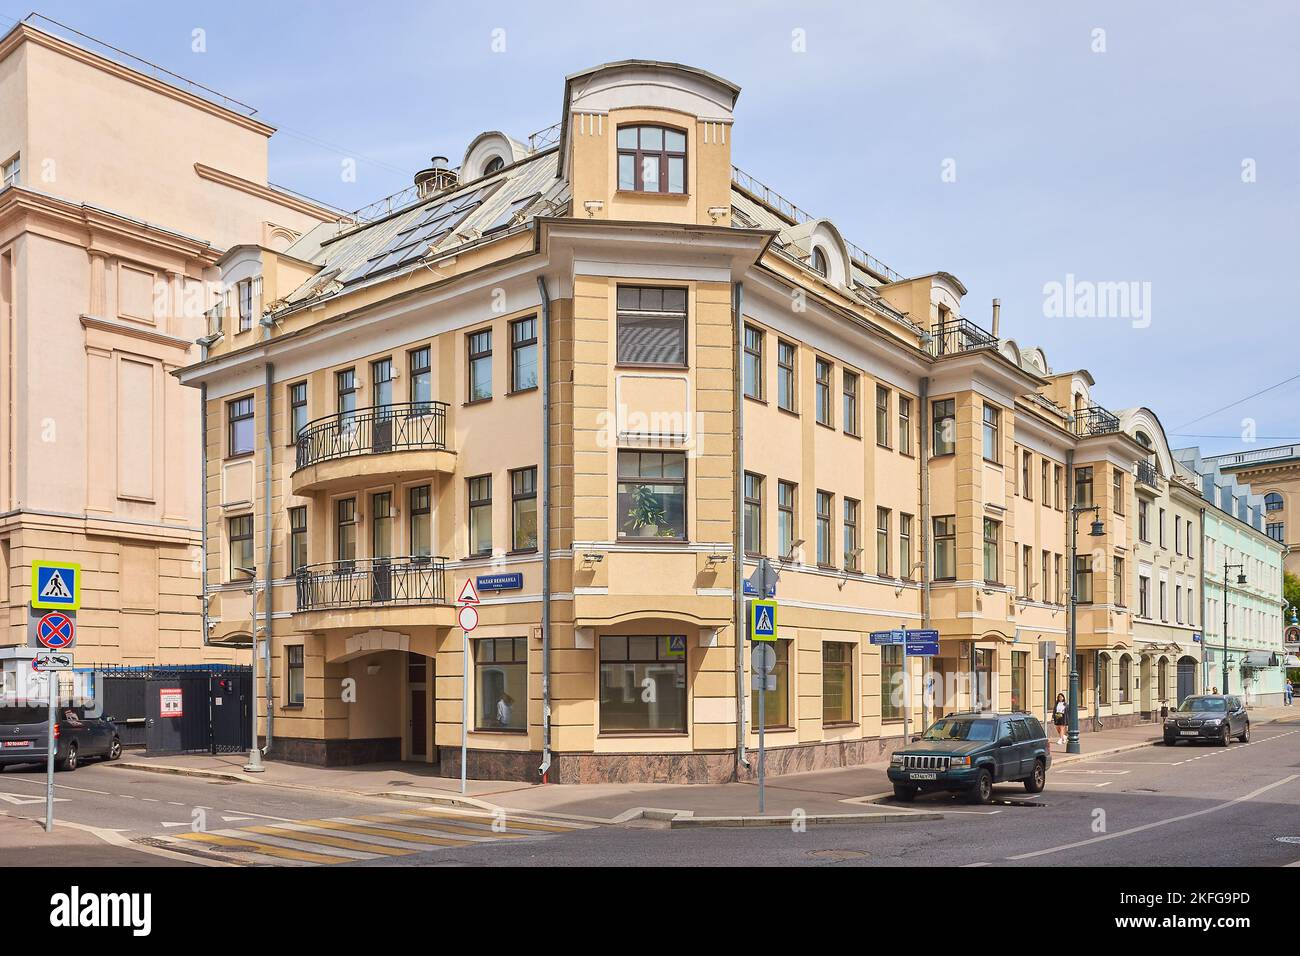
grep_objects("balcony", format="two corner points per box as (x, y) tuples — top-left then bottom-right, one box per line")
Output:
(291, 402), (454, 495)
(926, 317), (998, 357)
(1073, 404), (1120, 438)
(293, 556), (455, 631)
(1136, 458), (1162, 490)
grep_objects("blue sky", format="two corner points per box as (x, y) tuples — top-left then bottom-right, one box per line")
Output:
(10, 1), (1298, 456)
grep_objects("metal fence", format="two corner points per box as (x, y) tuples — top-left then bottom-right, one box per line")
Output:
(295, 401), (448, 470)
(927, 316), (998, 356)
(295, 557), (449, 611)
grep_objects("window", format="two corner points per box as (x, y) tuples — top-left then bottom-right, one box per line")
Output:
(1139, 500), (1150, 542)
(823, 642), (854, 724)
(467, 329), (493, 401)
(335, 498), (357, 565)
(227, 396), (254, 457)
(1074, 554), (1093, 603)
(511, 467), (538, 552)
(1187, 587), (1195, 626)
(1112, 466), (1124, 515)
(873, 506), (889, 576)
(289, 506), (308, 573)
(1054, 465), (1064, 509)
(934, 516), (957, 579)
(1022, 450), (1033, 499)
(1011, 651), (1028, 713)
(1099, 656), (1112, 706)
(1139, 575), (1151, 618)
(1113, 556), (1125, 607)
(475, 637), (527, 732)
(237, 279), (254, 333)
(286, 646), (304, 706)
(842, 371), (859, 436)
(816, 491), (833, 566)
(982, 404), (1000, 461)
(1, 153), (19, 188)
(973, 649), (994, 712)
(751, 640), (790, 727)
(744, 325), (764, 400)
(1175, 584), (1183, 623)
(1159, 580), (1167, 621)
(618, 450), (686, 539)
(875, 386), (891, 447)
(777, 341), (797, 412)
(468, 476), (492, 555)
(371, 492), (393, 559)
(289, 382), (308, 443)
(1055, 554), (1063, 603)
(1265, 492), (1284, 512)
(881, 644), (903, 721)
(932, 399), (955, 455)
(483, 155), (506, 176)
(777, 481), (796, 558)
(228, 514), (254, 578)
(616, 124), (686, 194)
(617, 286), (687, 366)
(599, 635), (687, 732)
(510, 316), (538, 392)
(1074, 466), (1093, 508)
(372, 357), (394, 412)
(1041, 550), (1050, 601)
(1174, 515), (1182, 554)
(1041, 460), (1050, 505)
(898, 396), (912, 454)
(983, 519), (1000, 582)
(815, 359), (833, 426)
(1267, 521), (1285, 543)
(810, 246), (829, 277)
(409, 346), (432, 411)
(1186, 520), (1194, 557)
(744, 473), (763, 556)
(1120, 656), (1133, 704)
(336, 368), (357, 427)
(1158, 508), (1166, 548)
(409, 485), (431, 558)
(899, 514), (913, 580)
(1021, 545), (1033, 598)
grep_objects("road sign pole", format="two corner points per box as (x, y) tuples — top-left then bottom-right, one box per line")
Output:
(461, 625), (468, 796)
(45, 669), (55, 832)
(758, 659), (765, 815)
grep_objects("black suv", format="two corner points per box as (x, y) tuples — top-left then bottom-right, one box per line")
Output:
(0, 706), (122, 771)
(1162, 694), (1249, 746)
(888, 712), (1051, 804)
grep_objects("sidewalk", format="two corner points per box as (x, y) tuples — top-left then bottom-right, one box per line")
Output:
(0, 812), (197, 866)
(110, 708), (1246, 826)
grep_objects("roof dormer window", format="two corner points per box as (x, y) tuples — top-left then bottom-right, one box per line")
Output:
(617, 125), (686, 194)
(483, 156), (505, 176)
(811, 246), (828, 277)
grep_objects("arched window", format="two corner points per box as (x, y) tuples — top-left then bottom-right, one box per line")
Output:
(616, 125), (686, 194)
(1135, 431), (1152, 449)
(1265, 492), (1283, 512)
(810, 246), (828, 277)
(483, 155), (505, 176)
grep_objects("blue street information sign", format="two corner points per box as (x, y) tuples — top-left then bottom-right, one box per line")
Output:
(905, 629), (940, 657)
(748, 600), (778, 642)
(869, 629), (904, 645)
(476, 572), (523, 592)
(32, 561), (80, 611)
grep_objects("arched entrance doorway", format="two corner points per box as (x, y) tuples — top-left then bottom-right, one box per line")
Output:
(1176, 656), (1197, 704)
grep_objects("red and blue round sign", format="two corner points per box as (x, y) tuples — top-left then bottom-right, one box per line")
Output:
(36, 611), (75, 649)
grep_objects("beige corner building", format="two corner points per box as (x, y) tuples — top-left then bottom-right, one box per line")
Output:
(0, 20), (329, 668)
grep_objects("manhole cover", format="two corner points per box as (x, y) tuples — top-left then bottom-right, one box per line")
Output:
(1276, 836), (1300, 845)
(807, 848), (868, 860)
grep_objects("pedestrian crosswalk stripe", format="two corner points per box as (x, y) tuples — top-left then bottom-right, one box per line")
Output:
(243, 825), (418, 857)
(360, 814), (531, 838)
(295, 819), (471, 846)
(401, 808), (580, 833)
(173, 831), (351, 865)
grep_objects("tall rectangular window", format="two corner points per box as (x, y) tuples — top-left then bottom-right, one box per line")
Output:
(510, 316), (538, 392)
(932, 399), (955, 455)
(409, 346), (432, 411)
(1074, 466), (1094, 508)
(336, 368), (357, 427)
(1139, 576), (1151, 617)
(1112, 466), (1124, 515)
(1021, 545), (1032, 598)
(409, 485), (431, 558)
(237, 279), (254, 333)
(1186, 520), (1194, 557)
(897, 396), (912, 454)
(816, 491), (833, 566)
(1175, 515), (1182, 554)
(899, 513), (913, 579)
(744, 473), (763, 556)
(616, 286), (687, 366)
(289, 506), (308, 573)
(815, 358), (833, 426)
(875, 506), (890, 576)
(881, 644), (903, 721)
(844, 498), (860, 571)
(468, 329), (493, 401)
(1041, 460), (1050, 505)
(842, 371), (859, 436)
(1113, 556), (1125, 607)
(1022, 450), (1033, 500)
(511, 467), (538, 551)
(1054, 465), (1064, 509)
(1139, 500), (1150, 542)
(875, 385), (891, 447)
(335, 498), (357, 565)
(617, 450), (686, 540)
(475, 637), (528, 732)
(751, 640), (789, 728)
(1159, 580), (1167, 621)
(228, 514), (254, 578)
(468, 476), (492, 555)
(1055, 554), (1063, 604)
(1074, 554), (1093, 603)
(982, 404), (1000, 461)
(777, 341), (797, 412)
(983, 518), (1000, 582)
(599, 635), (687, 732)
(934, 516), (956, 579)
(823, 642), (854, 724)
(228, 396), (254, 457)
(286, 646), (304, 706)
(1175, 584), (1183, 623)
(1158, 508), (1166, 548)
(1011, 651), (1028, 713)
(1, 152), (19, 188)
(371, 357), (394, 410)
(289, 382), (308, 443)
(744, 325), (764, 400)
(371, 491), (392, 559)
(777, 481), (796, 558)
(1041, 550), (1050, 601)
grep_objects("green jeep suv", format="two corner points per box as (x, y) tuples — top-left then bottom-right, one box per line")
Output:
(887, 712), (1051, 804)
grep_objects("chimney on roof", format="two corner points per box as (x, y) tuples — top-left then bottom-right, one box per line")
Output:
(991, 298), (1001, 338)
(414, 155), (458, 198)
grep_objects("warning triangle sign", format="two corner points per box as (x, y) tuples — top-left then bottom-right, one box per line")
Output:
(456, 578), (480, 605)
(40, 570), (71, 600)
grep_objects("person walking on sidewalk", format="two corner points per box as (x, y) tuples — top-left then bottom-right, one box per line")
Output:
(1286, 679), (1294, 706)
(1052, 693), (1068, 746)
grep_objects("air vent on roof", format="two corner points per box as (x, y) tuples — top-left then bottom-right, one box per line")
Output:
(414, 156), (459, 198)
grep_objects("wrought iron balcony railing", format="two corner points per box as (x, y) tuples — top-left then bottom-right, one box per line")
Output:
(927, 317), (998, 356)
(1074, 404), (1121, 437)
(295, 556), (448, 612)
(1136, 458), (1161, 489)
(295, 401), (449, 470)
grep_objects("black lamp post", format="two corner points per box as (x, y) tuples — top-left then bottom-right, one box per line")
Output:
(1221, 560), (1247, 694)
(1067, 504), (1105, 755)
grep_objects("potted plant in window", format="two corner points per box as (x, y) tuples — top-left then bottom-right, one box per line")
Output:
(625, 484), (667, 538)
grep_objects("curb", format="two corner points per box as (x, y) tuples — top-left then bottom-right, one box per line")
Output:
(670, 810), (943, 828)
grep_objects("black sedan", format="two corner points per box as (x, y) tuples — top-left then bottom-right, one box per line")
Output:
(1163, 695), (1249, 746)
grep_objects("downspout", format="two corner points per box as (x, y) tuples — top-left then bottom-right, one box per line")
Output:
(733, 280), (749, 772)
(200, 380), (212, 648)
(262, 360), (274, 754)
(1199, 505), (1207, 694)
(919, 376), (931, 719)
(536, 276), (552, 782)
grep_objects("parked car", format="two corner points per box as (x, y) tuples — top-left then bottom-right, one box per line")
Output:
(0, 706), (122, 771)
(888, 712), (1051, 804)
(1162, 694), (1249, 746)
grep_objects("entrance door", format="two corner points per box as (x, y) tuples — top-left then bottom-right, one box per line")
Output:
(406, 652), (429, 760)
(1177, 658), (1195, 704)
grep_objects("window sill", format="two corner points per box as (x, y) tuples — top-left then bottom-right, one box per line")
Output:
(470, 728), (527, 736)
(598, 730), (690, 738)
(815, 419), (835, 431)
(281, 703), (303, 711)
(614, 189), (689, 201)
(844, 431), (862, 441)
(463, 397), (493, 408)
(615, 362), (689, 372)
(225, 452), (255, 462)
(822, 721), (858, 730)
(744, 394), (767, 406)
(507, 548), (538, 557)
(507, 386), (539, 397)
(776, 405), (799, 419)
(615, 536), (688, 545)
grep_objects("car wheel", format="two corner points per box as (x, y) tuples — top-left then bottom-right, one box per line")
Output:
(107, 738), (122, 761)
(967, 768), (993, 805)
(1237, 722), (1249, 743)
(1163, 736), (1177, 746)
(1023, 759), (1046, 794)
(1218, 726), (1230, 747)
(892, 784), (917, 802)
(57, 742), (78, 771)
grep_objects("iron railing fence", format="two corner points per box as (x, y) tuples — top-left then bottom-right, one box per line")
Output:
(295, 401), (448, 470)
(295, 557), (448, 611)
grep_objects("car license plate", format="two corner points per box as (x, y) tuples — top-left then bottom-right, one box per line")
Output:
(910, 771), (937, 780)
(1180, 730), (1198, 736)
(2, 740), (32, 748)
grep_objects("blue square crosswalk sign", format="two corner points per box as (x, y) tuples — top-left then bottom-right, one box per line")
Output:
(32, 561), (80, 611)
(749, 599), (778, 642)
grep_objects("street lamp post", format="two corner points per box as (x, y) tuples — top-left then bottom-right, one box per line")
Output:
(1067, 504), (1104, 755)
(1221, 560), (1247, 694)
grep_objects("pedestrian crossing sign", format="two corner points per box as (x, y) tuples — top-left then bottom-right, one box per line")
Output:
(32, 561), (80, 611)
(749, 599), (778, 642)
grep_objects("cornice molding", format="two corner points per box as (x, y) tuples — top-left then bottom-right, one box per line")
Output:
(80, 314), (194, 353)
(193, 163), (339, 223)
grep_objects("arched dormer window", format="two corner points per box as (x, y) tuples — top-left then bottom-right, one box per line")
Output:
(810, 247), (828, 277)
(1265, 492), (1284, 512)
(483, 156), (505, 176)
(617, 125), (686, 194)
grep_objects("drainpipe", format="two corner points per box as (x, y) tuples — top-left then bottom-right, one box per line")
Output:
(920, 376), (931, 723)
(733, 280), (749, 772)
(261, 360), (274, 755)
(536, 277), (552, 782)
(1198, 505), (1207, 695)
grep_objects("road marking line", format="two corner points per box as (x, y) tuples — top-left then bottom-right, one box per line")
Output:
(219, 809), (298, 823)
(401, 808), (580, 833)
(1008, 774), (1299, 861)
(241, 825), (416, 858)
(362, 814), (532, 838)
(295, 819), (472, 847)
(172, 831), (351, 865)
(962, 861), (991, 867)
